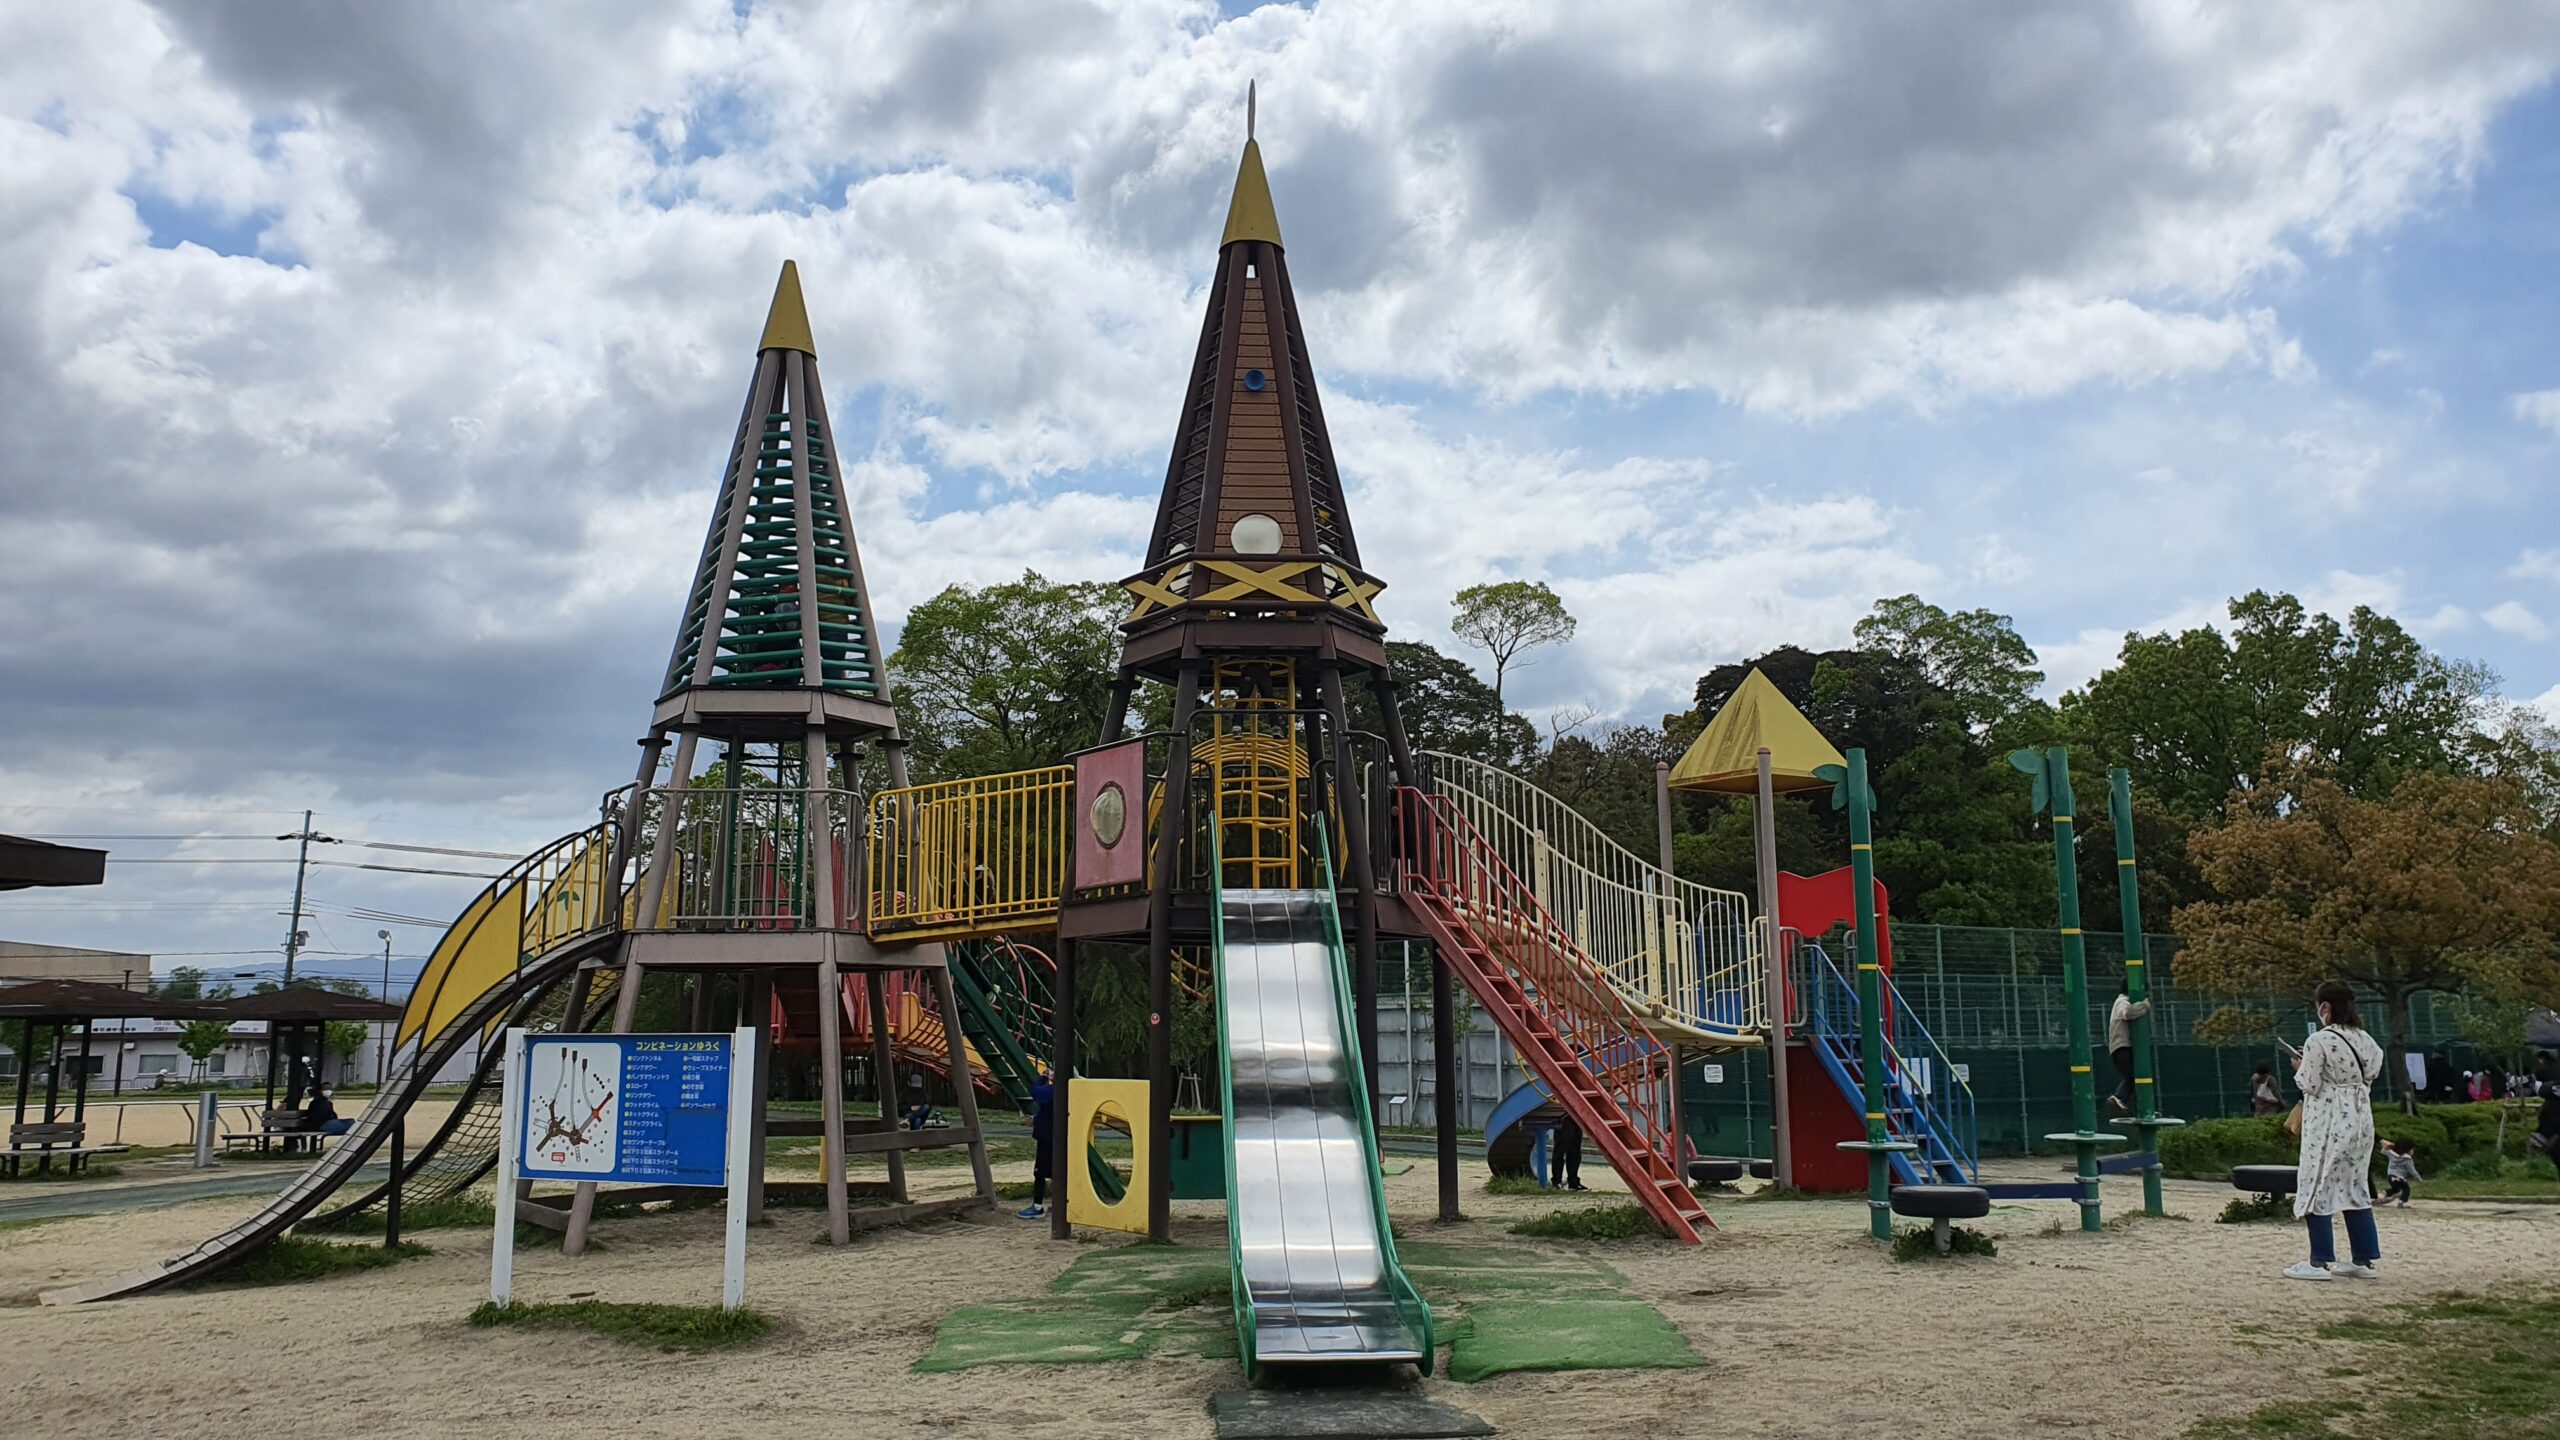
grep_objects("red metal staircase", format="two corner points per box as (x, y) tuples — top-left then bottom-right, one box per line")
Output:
(1396, 788), (1712, 1242)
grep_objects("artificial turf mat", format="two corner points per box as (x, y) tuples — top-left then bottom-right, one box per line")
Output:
(917, 1240), (1700, 1379)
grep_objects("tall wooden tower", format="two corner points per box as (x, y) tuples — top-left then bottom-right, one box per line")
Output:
(1055, 106), (1460, 1241)
(560, 262), (995, 1252)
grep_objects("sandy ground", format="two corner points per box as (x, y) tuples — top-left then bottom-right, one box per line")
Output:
(2, 1150), (2554, 1440)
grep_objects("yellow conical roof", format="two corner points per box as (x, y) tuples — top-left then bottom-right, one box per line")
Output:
(1667, 668), (1847, 794)
(1221, 139), (1283, 248)
(758, 259), (815, 356)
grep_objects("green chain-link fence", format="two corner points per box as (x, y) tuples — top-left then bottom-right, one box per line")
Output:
(1673, 923), (2481, 1160)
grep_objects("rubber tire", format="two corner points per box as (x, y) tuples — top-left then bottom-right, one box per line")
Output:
(1749, 1158), (1775, 1181)
(2231, 1164), (2299, 1196)
(1891, 1184), (1992, 1220)
(1687, 1158), (1747, 1186)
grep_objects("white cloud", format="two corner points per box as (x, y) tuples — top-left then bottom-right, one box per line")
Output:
(2513, 549), (2560, 584)
(2530, 682), (2560, 722)
(2512, 390), (2560, 437)
(2482, 600), (2551, 642)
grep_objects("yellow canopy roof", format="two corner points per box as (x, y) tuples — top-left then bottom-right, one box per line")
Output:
(1221, 138), (1283, 248)
(1667, 668), (1846, 795)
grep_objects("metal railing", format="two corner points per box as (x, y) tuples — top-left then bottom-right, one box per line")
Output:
(398, 823), (621, 1053)
(658, 785), (858, 929)
(867, 766), (1073, 939)
(1423, 751), (1762, 1040)
(1800, 934), (1979, 1183)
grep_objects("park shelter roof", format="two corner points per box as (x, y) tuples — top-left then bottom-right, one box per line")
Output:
(213, 987), (402, 1023)
(1667, 668), (1847, 795)
(0, 978), (211, 1022)
(0, 835), (107, 892)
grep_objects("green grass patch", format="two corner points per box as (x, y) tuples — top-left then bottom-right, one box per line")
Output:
(2190, 1288), (2560, 1438)
(1890, 1224), (1998, 1261)
(0, 1161), (120, 1183)
(1509, 1203), (1653, 1240)
(195, 1236), (430, 1289)
(309, 1193), (497, 1235)
(468, 1299), (773, 1352)
(2218, 1193), (2288, 1224)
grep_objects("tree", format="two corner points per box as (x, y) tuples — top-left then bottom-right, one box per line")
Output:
(2064, 592), (2492, 820)
(2173, 765), (2560, 1103)
(1855, 594), (2047, 735)
(889, 570), (1128, 779)
(1349, 640), (1535, 768)
(1451, 580), (1575, 705)
(154, 966), (207, 1001)
(176, 983), (238, 1080)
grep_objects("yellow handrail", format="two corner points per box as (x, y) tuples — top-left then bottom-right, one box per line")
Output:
(867, 765), (1074, 940)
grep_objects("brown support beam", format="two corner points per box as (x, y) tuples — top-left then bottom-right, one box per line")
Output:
(932, 961), (997, 1205)
(745, 969), (772, 1224)
(1434, 944), (1460, 1223)
(864, 969), (908, 1201)
(1146, 662), (1206, 1241)
(1186, 251), (1250, 563)
(1050, 936), (1076, 1241)
(814, 957), (849, 1245)
(1319, 662), (1382, 1110)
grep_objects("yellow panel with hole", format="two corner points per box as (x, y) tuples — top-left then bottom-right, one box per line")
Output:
(1066, 1078), (1151, 1233)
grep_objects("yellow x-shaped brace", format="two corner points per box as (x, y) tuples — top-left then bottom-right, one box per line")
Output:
(1198, 559), (1319, 605)
(1325, 564), (1383, 622)
(1123, 564), (1192, 621)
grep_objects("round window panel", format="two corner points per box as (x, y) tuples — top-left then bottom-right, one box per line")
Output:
(1243, 368), (1267, 392)
(1091, 782), (1128, 849)
(1230, 513), (1283, 554)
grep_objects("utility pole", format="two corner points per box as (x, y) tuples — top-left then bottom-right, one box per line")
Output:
(274, 811), (336, 986)
(377, 930), (395, 1087)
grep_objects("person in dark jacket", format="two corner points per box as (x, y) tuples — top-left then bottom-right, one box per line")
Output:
(1021, 1070), (1056, 1219)
(1548, 1112), (1585, 1191)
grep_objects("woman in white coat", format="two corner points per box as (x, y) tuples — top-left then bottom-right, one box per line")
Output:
(2285, 980), (2386, 1281)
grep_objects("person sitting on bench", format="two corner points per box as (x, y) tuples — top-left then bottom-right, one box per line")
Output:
(303, 1088), (351, 1139)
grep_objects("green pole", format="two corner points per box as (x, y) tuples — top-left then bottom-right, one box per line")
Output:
(2011, 744), (2118, 1231)
(2108, 768), (2182, 1215)
(1817, 748), (1908, 1239)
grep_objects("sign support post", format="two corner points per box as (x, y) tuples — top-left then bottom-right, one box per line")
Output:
(723, 1024), (753, 1310)
(490, 1026), (526, 1305)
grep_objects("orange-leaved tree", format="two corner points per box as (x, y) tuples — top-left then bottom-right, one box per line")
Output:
(2173, 763), (2560, 1102)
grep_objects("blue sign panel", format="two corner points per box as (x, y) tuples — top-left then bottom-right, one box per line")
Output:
(518, 1033), (733, 1187)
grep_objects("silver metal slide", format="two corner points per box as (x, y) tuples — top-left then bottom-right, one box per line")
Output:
(1216, 886), (1431, 1372)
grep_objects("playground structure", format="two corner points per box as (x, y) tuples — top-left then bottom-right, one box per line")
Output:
(39, 103), (2188, 1335)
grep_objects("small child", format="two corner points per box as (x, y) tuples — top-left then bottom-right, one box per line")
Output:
(2382, 1139), (2421, 1207)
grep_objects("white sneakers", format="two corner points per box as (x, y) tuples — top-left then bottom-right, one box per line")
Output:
(2282, 1259), (2380, 1281)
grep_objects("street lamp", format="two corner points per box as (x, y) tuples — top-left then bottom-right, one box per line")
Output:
(377, 931), (394, 1087)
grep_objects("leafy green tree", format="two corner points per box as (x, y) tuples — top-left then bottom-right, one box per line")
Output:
(2064, 591), (2491, 819)
(1451, 580), (1575, 705)
(154, 966), (207, 1001)
(889, 570), (1128, 779)
(1353, 640), (1535, 767)
(1855, 594), (2047, 735)
(176, 983), (238, 1080)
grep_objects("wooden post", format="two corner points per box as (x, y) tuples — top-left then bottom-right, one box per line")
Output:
(932, 962), (997, 1203)
(1050, 937), (1076, 1241)
(865, 969), (907, 1201)
(815, 957), (850, 1245)
(1146, 663), (1205, 1241)
(745, 970), (773, 1224)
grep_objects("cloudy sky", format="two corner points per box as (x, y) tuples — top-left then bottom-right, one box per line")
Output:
(4, 1), (2558, 980)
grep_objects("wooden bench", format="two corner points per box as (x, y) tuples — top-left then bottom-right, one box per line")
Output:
(2, 1120), (130, 1176)
(219, 1108), (329, 1154)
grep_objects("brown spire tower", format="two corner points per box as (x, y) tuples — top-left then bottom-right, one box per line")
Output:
(1058, 98), (1454, 1241)
(560, 262), (996, 1253)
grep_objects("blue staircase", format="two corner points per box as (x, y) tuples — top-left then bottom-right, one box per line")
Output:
(1801, 939), (1978, 1185)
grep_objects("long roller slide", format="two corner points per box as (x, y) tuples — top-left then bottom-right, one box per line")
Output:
(1217, 884), (1431, 1372)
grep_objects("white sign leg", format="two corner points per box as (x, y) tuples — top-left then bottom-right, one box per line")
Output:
(490, 1027), (527, 1306)
(722, 1025), (755, 1310)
